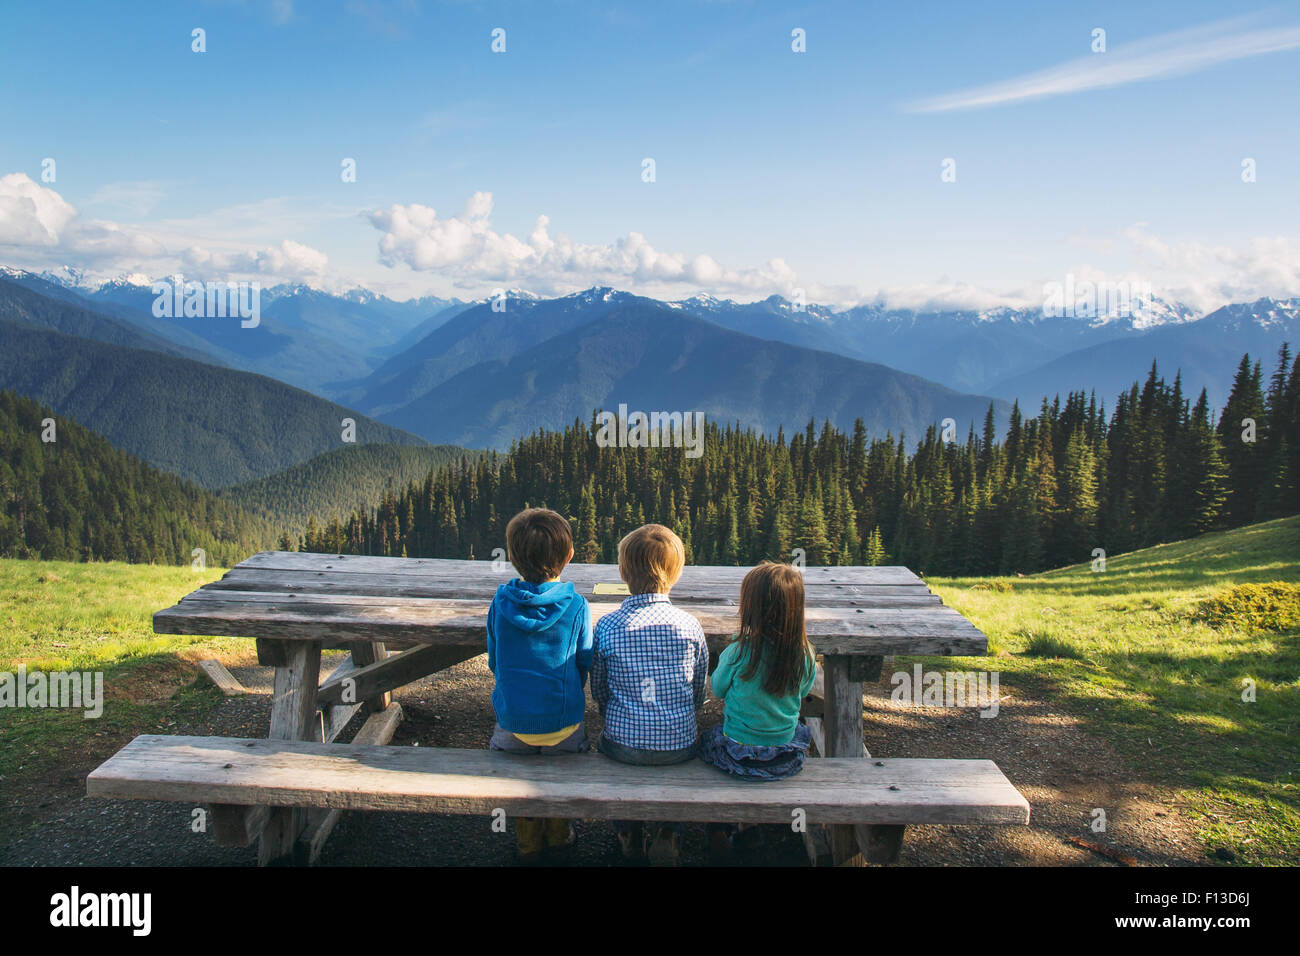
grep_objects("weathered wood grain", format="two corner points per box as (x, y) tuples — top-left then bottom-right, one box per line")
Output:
(197, 660), (245, 696)
(205, 567), (940, 607)
(319, 656), (362, 743)
(316, 643), (482, 707)
(823, 655), (867, 866)
(296, 703), (404, 864)
(258, 641), (321, 866)
(155, 592), (986, 657)
(236, 551), (926, 587)
(348, 641), (390, 712)
(88, 735), (1031, 826)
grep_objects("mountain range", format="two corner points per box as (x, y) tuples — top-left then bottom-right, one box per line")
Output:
(2, 267), (466, 393)
(374, 299), (1010, 448)
(0, 278), (429, 487)
(3, 263), (1297, 484)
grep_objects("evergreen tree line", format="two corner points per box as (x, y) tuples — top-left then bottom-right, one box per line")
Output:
(292, 347), (1299, 575)
(0, 390), (276, 565)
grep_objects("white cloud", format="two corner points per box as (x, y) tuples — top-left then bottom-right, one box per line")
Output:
(0, 173), (78, 246)
(183, 238), (329, 277)
(1120, 225), (1300, 312)
(857, 280), (1036, 314)
(906, 18), (1300, 113)
(0, 172), (330, 284)
(368, 191), (800, 297)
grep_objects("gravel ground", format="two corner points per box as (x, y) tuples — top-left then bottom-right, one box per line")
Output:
(0, 654), (1209, 867)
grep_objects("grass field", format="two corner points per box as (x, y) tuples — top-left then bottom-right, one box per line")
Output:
(0, 561), (241, 780)
(2, 517), (1297, 864)
(928, 515), (1300, 866)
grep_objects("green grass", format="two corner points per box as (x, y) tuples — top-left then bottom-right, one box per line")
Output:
(3, 518), (1298, 865)
(0, 559), (246, 778)
(926, 515), (1300, 866)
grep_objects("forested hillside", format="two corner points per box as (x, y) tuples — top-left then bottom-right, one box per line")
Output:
(221, 442), (479, 538)
(0, 391), (275, 565)
(0, 318), (428, 487)
(293, 347), (1299, 575)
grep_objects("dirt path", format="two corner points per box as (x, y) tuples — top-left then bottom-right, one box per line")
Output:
(0, 655), (1210, 866)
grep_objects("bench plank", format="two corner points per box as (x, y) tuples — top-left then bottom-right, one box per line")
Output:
(297, 703), (404, 864)
(88, 736), (1030, 827)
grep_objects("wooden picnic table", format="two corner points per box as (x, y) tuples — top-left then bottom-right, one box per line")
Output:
(154, 551), (991, 865)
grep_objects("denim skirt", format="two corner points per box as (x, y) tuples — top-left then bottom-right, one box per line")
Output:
(697, 722), (812, 780)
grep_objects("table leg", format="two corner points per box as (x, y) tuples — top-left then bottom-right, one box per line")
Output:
(257, 639), (322, 866)
(823, 654), (865, 867)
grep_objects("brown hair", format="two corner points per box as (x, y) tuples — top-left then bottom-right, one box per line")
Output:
(617, 524), (685, 594)
(505, 508), (573, 583)
(736, 561), (813, 696)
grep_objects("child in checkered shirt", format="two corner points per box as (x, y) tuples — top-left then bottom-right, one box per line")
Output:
(591, 523), (709, 866)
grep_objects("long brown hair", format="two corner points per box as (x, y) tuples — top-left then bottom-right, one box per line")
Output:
(736, 561), (813, 696)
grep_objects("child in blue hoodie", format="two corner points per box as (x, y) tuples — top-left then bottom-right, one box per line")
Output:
(487, 507), (593, 863)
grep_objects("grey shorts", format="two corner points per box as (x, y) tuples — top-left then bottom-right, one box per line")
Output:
(489, 723), (590, 754)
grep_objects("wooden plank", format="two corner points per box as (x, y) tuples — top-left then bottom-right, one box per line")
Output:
(206, 567), (940, 606)
(319, 656), (360, 743)
(155, 594), (986, 657)
(856, 823), (906, 864)
(801, 821), (833, 867)
(316, 643), (482, 707)
(210, 804), (269, 846)
(349, 641), (391, 712)
(88, 736), (1031, 826)
(258, 640), (322, 866)
(823, 655), (866, 866)
(236, 551), (927, 587)
(322, 701), (362, 744)
(296, 703), (404, 864)
(805, 715), (826, 758)
(197, 659), (245, 696)
(805, 714), (866, 759)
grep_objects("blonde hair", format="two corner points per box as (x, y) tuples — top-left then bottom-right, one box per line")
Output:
(618, 524), (685, 594)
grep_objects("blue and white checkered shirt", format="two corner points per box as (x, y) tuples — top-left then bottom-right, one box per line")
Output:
(591, 593), (710, 752)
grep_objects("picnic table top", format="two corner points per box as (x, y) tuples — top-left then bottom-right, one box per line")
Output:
(155, 551), (989, 658)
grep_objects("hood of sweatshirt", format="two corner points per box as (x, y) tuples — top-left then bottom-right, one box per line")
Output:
(495, 579), (578, 634)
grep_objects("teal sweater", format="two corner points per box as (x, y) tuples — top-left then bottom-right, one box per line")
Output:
(710, 641), (816, 746)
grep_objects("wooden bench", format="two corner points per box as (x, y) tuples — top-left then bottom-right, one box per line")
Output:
(116, 552), (1011, 865)
(87, 734), (1030, 864)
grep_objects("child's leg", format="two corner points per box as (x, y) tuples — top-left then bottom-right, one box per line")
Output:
(515, 817), (546, 862)
(535, 725), (588, 851)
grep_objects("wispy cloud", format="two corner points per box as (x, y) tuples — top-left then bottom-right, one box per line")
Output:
(905, 17), (1300, 113)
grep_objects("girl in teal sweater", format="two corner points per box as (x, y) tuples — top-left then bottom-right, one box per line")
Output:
(700, 561), (816, 779)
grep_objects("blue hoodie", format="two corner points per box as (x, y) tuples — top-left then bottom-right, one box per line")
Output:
(487, 579), (593, 734)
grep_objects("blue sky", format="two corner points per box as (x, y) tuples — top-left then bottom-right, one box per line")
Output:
(1, 0), (1298, 311)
